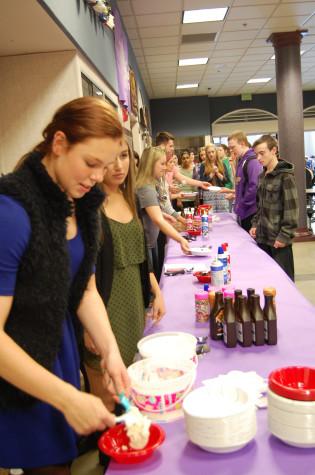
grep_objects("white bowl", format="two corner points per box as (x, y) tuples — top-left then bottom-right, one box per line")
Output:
(268, 416), (315, 448)
(137, 332), (197, 364)
(268, 389), (315, 414)
(268, 404), (315, 429)
(183, 386), (257, 453)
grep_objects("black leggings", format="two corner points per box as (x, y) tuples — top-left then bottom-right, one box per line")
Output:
(258, 243), (295, 281)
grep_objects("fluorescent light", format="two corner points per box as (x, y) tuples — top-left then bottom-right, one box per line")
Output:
(176, 83), (199, 89)
(271, 50), (305, 60)
(183, 8), (228, 24)
(179, 57), (208, 66)
(95, 91), (103, 96)
(247, 78), (271, 84)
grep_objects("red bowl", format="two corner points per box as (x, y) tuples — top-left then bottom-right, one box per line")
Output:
(98, 423), (165, 464)
(194, 272), (211, 284)
(268, 366), (315, 401)
(187, 229), (201, 236)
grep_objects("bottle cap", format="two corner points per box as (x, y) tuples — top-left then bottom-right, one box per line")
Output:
(211, 259), (223, 271)
(217, 246), (224, 255)
(203, 284), (209, 292)
(195, 292), (208, 299)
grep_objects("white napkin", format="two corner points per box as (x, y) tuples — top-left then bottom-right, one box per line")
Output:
(202, 370), (268, 409)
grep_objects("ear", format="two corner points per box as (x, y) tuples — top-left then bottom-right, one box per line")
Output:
(51, 131), (68, 156)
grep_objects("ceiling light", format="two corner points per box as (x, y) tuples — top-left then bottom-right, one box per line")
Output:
(247, 78), (271, 84)
(176, 83), (199, 89)
(270, 50), (305, 60)
(183, 8), (228, 24)
(179, 57), (208, 66)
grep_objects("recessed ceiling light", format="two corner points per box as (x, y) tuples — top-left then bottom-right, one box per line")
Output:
(247, 78), (271, 84)
(179, 57), (208, 66)
(270, 50), (305, 60)
(176, 83), (199, 89)
(183, 8), (228, 24)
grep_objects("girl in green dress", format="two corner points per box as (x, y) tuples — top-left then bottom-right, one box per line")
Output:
(83, 142), (165, 409)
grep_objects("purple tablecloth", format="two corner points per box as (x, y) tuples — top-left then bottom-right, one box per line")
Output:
(107, 213), (315, 474)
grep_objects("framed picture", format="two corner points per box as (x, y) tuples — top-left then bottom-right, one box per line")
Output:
(129, 68), (138, 116)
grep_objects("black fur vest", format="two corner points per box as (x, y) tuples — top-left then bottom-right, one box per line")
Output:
(0, 152), (104, 408)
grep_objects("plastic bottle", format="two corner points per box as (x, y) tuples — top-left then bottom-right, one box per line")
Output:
(236, 295), (252, 347)
(193, 213), (202, 234)
(209, 291), (224, 340)
(210, 259), (224, 287)
(221, 243), (231, 283)
(201, 213), (208, 240)
(263, 289), (277, 345)
(251, 294), (265, 346)
(217, 246), (228, 285)
(186, 210), (193, 232)
(195, 291), (210, 323)
(223, 296), (237, 348)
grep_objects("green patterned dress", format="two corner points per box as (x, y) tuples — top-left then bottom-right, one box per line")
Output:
(106, 217), (146, 367)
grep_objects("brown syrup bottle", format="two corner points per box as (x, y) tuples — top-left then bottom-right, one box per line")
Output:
(251, 294), (265, 346)
(234, 289), (243, 315)
(263, 290), (277, 345)
(223, 297), (237, 347)
(209, 291), (224, 340)
(236, 295), (252, 347)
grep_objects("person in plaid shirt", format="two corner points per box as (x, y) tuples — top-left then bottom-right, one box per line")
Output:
(250, 135), (299, 281)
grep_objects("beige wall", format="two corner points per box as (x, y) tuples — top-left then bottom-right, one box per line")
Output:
(0, 50), (81, 173)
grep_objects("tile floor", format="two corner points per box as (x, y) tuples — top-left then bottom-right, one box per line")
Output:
(1, 242), (314, 475)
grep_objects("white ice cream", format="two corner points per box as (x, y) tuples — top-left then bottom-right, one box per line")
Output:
(124, 407), (151, 450)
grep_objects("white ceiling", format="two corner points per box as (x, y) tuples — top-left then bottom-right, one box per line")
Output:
(117, 0), (315, 98)
(0, 1), (73, 57)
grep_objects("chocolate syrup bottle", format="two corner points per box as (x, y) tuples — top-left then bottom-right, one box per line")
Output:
(223, 297), (237, 347)
(251, 294), (265, 346)
(234, 289), (243, 315)
(263, 291), (277, 345)
(247, 288), (255, 313)
(236, 295), (252, 347)
(209, 291), (224, 340)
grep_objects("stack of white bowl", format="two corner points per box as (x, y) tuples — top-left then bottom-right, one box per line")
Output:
(268, 389), (315, 447)
(183, 384), (256, 453)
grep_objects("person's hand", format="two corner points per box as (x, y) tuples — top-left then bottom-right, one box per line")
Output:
(249, 227), (257, 238)
(162, 212), (177, 224)
(152, 292), (166, 323)
(199, 181), (210, 190)
(83, 331), (99, 355)
(169, 184), (180, 194)
(63, 388), (115, 435)
(225, 193), (235, 201)
(101, 347), (130, 397)
(180, 237), (191, 254)
(213, 166), (219, 173)
(219, 187), (235, 194)
(274, 240), (286, 248)
(177, 215), (186, 225)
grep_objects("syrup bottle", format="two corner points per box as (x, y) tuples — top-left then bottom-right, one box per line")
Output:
(209, 291), (224, 340)
(223, 296), (237, 348)
(234, 289), (243, 315)
(251, 294), (265, 346)
(263, 290), (277, 345)
(247, 288), (255, 313)
(236, 295), (252, 347)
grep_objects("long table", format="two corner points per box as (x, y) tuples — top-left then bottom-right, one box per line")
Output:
(106, 213), (315, 474)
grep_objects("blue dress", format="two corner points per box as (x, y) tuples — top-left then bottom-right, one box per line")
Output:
(0, 195), (83, 468)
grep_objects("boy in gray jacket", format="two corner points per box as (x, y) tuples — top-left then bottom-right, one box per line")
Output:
(250, 135), (299, 281)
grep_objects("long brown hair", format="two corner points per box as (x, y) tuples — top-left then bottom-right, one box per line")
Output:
(15, 97), (123, 169)
(204, 144), (225, 176)
(101, 141), (138, 219)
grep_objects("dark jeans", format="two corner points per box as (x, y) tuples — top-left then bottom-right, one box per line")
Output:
(237, 214), (255, 233)
(157, 231), (166, 281)
(258, 243), (295, 281)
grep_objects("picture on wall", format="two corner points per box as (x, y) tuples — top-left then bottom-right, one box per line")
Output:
(129, 68), (138, 116)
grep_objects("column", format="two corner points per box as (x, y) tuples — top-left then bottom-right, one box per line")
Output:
(268, 30), (310, 236)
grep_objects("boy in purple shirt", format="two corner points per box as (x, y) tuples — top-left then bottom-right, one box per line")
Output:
(228, 130), (262, 232)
